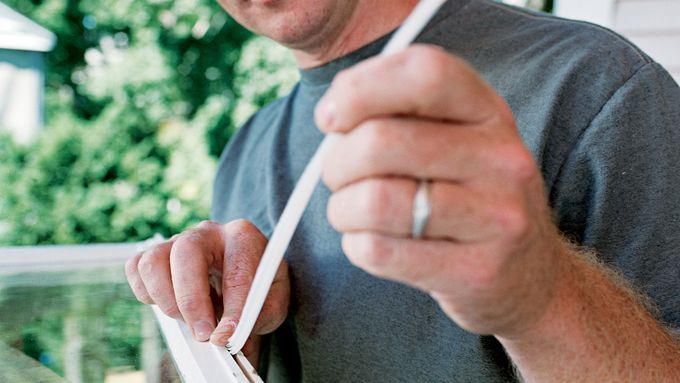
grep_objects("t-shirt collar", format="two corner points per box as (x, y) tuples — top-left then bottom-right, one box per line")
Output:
(299, 32), (394, 87)
(297, 0), (468, 87)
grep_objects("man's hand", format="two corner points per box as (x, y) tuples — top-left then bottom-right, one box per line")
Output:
(125, 220), (289, 357)
(315, 45), (566, 337)
(315, 45), (680, 382)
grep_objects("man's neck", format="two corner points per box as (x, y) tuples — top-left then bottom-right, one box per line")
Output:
(291, 0), (419, 69)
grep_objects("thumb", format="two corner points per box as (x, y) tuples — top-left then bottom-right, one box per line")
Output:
(209, 219), (275, 345)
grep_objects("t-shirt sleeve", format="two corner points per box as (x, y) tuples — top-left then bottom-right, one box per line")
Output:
(549, 63), (680, 328)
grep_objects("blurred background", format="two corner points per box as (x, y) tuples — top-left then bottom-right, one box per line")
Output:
(0, 0), (676, 382)
(0, 0), (300, 246)
(0, 0), (299, 380)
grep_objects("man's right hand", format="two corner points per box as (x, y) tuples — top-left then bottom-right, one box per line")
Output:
(125, 219), (290, 351)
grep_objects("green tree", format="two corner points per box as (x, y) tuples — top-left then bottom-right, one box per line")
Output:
(0, 0), (298, 245)
(0, 2), (297, 381)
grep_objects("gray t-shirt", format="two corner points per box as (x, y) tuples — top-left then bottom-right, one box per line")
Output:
(211, 0), (680, 381)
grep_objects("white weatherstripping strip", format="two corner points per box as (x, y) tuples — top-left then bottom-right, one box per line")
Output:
(225, 134), (336, 353)
(226, 0), (448, 354)
(152, 305), (263, 383)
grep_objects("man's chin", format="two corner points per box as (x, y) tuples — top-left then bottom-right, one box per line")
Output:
(248, 0), (285, 6)
(248, 10), (337, 48)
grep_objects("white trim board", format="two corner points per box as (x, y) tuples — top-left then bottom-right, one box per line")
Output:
(0, 243), (138, 274)
(0, 235), (162, 274)
(0, 2), (56, 52)
(554, 0), (617, 27)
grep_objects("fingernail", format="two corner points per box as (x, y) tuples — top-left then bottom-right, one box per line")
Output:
(316, 98), (336, 130)
(210, 320), (237, 346)
(192, 320), (214, 342)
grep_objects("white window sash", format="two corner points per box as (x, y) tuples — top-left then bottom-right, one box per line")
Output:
(152, 306), (263, 383)
(0, 239), (263, 382)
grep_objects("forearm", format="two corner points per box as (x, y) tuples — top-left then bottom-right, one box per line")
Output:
(498, 244), (680, 382)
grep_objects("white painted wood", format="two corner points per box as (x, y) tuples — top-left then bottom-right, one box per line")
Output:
(0, 50), (45, 143)
(0, 235), (165, 274)
(0, 242), (141, 274)
(623, 33), (680, 68)
(0, 2), (56, 52)
(555, 0), (680, 83)
(0, 4), (55, 143)
(554, 0), (617, 27)
(151, 306), (263, 383)
(615, 0), (680, 32)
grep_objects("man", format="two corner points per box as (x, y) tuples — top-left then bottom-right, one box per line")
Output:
(126, 0), (680, 381)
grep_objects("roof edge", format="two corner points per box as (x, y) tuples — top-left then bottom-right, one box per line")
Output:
(0, 2), (57, 52)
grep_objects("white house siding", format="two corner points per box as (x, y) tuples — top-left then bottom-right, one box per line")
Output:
(556, 0), (680, 83)
(0, 2), (55, 143)
(0, 49), (45, 143)
(614, 0), (680, 82)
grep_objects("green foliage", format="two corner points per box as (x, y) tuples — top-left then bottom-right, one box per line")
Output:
(0, 1), (298, 245)
(0, 102), (216, 244)
(232, 37), (299, 127)
(104, 297), (144, 369)
(0, 1), (298, 380)
(4, 0), (251, 121)
(0, 274), (148, 380)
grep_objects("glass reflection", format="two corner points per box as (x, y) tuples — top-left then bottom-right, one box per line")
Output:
(0, 266), (179, 383)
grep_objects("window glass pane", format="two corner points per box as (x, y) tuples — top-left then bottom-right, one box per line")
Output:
(0, 266), (179, 383)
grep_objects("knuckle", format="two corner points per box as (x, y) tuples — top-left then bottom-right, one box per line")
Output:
(174, 231), (203, 253)
(358, 119), (390, 155)
(330, 69), (365, 109)
(125, 253), (141, 277)
(127, 276), (153, 304)
(273, 294), (289, 317)
(332, 68), (357, 92)
(501, 146), (537, 182)
(136, 296), (153, 305)
(160, 304), (181, 319)
(226, 274), (253, 291)
(362, 234), (393, 269)
(322, 142), (345, 191)
(494, 202), (531, 240)
(175, 293), (203, 314)
(470, 261), (503, 287)
(407, 46), (451, 92)
(224, 219), (267, 252)
(196, 220), (220, 232)
(361, 180), (391, 226)
(137, 294), (153, 305)
(345, 234), (392, 270)
(263, 295), (288, 322)
(145, 287), (180, 317)
(134, 289), (153, 305)
(225, 219), (258, 236)
(326, 193), (343, 229)
(178, 229), (202, 244)
(145, 284), (166, 301)
(333, 68), (351, 84)
(225, 264), (254, 289)
(137, 248), (166, 276)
